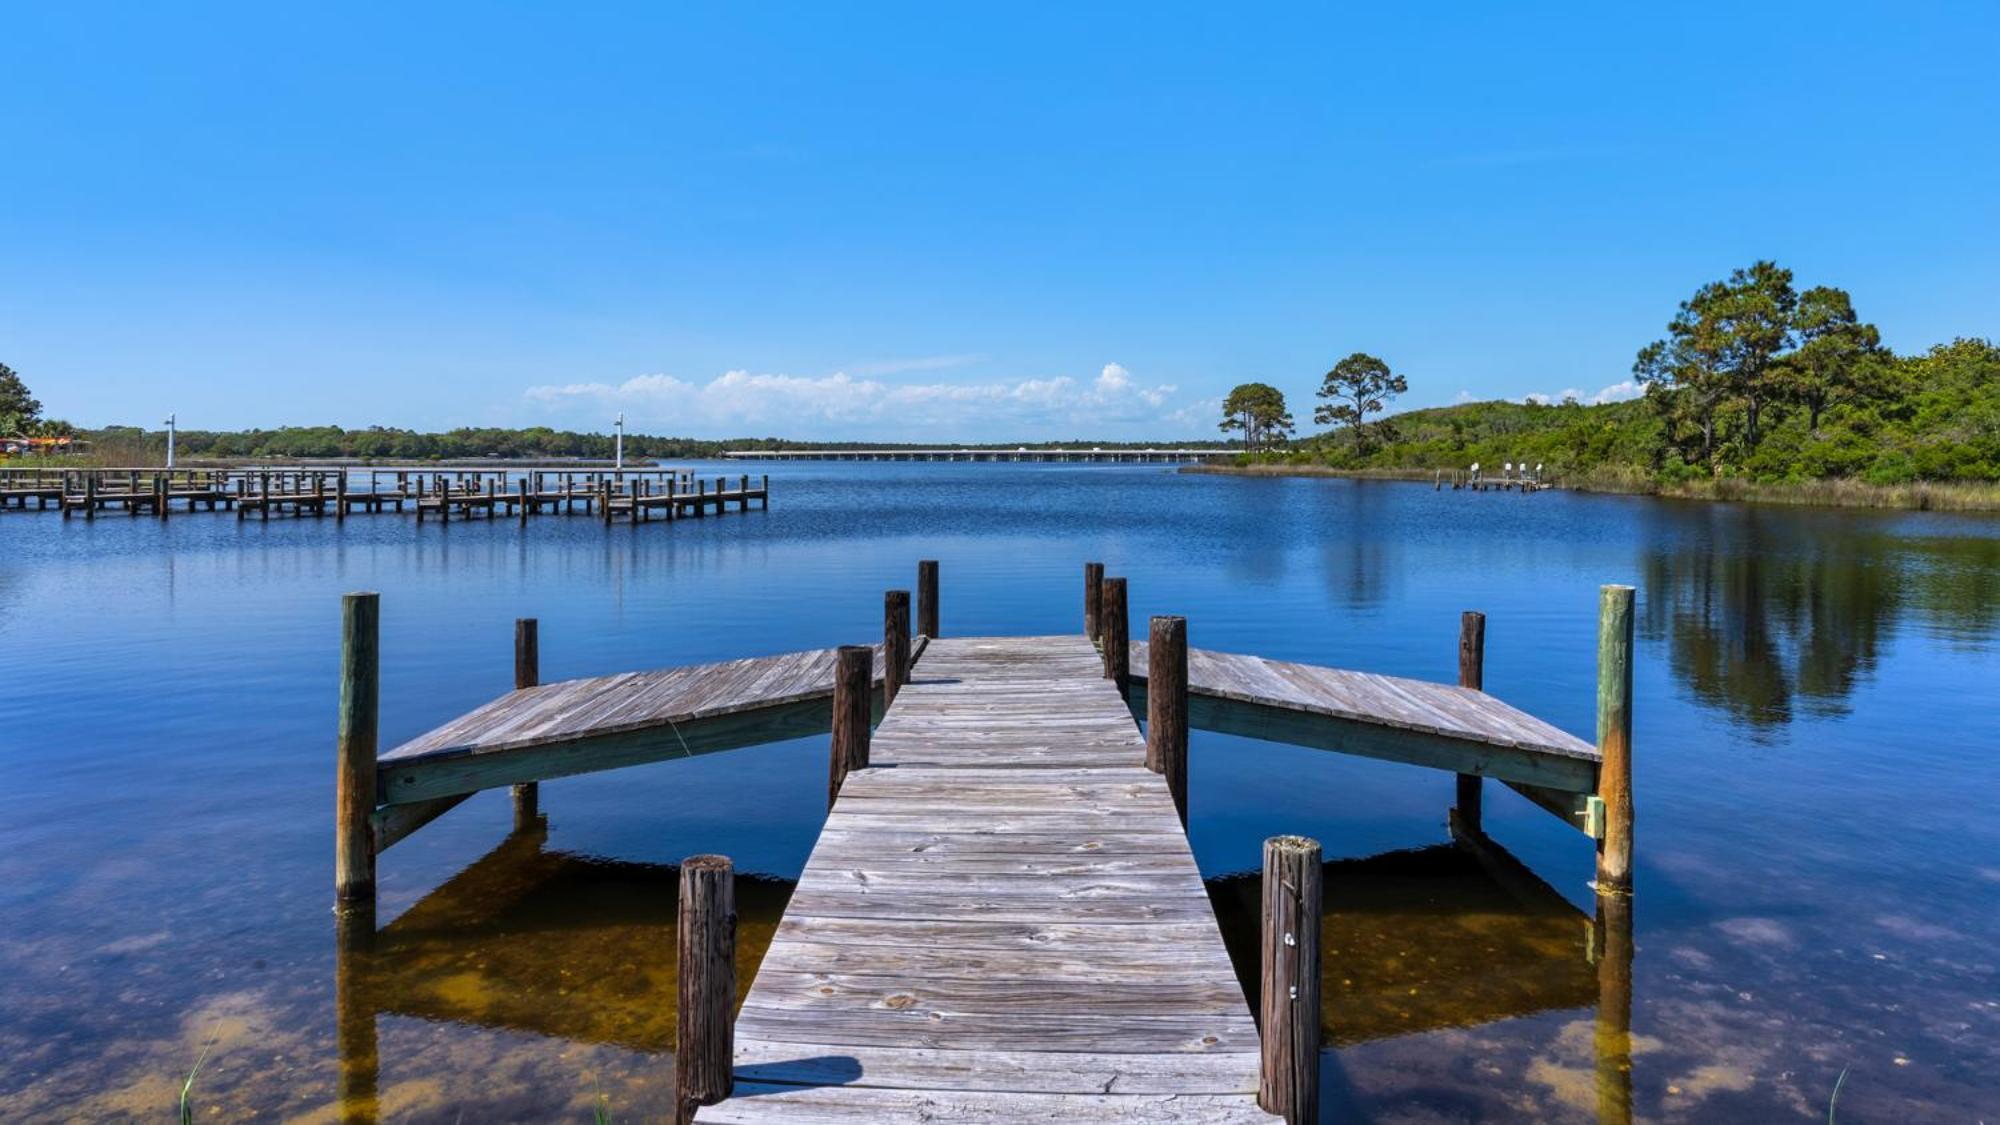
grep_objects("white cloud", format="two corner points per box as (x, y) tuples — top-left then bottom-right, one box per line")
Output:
(522, 362), (1190, 436)
(1524, 380), (1641, 407)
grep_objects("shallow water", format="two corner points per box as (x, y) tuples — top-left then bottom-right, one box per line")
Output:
(1, 463), (1995, 1122)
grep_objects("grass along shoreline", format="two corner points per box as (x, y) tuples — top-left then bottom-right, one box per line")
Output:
(1181, 462), (2000, 513)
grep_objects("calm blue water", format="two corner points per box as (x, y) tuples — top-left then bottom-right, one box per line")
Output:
(1, 462), (1995, 1121)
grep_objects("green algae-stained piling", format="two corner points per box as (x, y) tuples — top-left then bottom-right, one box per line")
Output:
(334, 592), (379, 914)
(1596, 584), (1637, 895)
(332, 574), (1629, 1121)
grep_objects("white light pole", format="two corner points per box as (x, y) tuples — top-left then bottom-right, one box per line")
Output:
(164, 413), (177, 469)
(614, 412), (625, 470)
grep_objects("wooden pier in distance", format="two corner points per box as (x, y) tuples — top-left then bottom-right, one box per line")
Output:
(332, 562), (1635, 1123)
(0, 465), (768, 524)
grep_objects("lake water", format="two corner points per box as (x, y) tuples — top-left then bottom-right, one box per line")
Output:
(2, 462), (1995, 1122)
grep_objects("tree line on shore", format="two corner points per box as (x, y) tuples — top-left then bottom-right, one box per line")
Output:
(1212, 261), (1999, 485)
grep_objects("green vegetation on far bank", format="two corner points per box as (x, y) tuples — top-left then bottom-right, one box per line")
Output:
(1212, 259), (2000, 510)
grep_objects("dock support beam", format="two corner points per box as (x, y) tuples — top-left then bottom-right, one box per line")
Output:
(1147, 615), (1189, 828)
(674, 854), (736, 1125)
(1595, 585), (1635, 895)
(335, 592), (379, 915)
(917, 559), (939, 638)
(1100, 576), (1128, 696)
(1258, 834), (1322, 1125)
(1455, 610), (1486, 832)
(512, 618), (540, 831)
(828, 645), (872, 809)
(1083, 561), (1104, 641)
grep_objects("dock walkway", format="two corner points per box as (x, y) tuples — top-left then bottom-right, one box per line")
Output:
(701, 635), (1274, 1121)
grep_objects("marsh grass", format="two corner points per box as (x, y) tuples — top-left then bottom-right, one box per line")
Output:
(1827, 1066), (1850, 1123)
(178, 1024), (221, 1124)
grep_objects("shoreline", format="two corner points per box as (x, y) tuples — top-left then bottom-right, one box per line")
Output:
(1179, 463), (2000, 514)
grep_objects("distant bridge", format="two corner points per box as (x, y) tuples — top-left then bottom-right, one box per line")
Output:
(723, 447), (1233, 463)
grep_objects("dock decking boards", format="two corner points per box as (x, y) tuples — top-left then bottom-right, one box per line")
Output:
(698, 636), (1278, 1123)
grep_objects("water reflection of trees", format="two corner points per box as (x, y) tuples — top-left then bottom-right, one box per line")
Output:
(1642, 511), (2000, 728)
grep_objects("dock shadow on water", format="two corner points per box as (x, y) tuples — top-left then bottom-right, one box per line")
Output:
(331, 824), (793, 1123)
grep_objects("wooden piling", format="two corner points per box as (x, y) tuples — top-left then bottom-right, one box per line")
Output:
(1100, 577), (1129, 695)
(1455, 610), (1486, 833)
(884, 590), (911, 706)
(512, 618), (540, 830)
(674, 854), (736, 1125)
(1147, 615), (1189, 828)
(916, 560), (940, 638)
(335, 592), (379, 913)
(828, 644), (873, 809)
(1258, 834), (1322, 1125)
(518, 478), (529, 526)
(1595, 584), (1635, 895)
(1083, 561), (1104, 640)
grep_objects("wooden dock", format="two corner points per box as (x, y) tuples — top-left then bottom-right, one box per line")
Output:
(332, 563), (1635, 1123)
(0, 465), (768, 524)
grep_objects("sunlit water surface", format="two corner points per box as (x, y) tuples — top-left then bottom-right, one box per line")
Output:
(1, 463), (1995, 1122)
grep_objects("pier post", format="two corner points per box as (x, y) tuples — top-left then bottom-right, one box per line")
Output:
(1101, 577), (1129, 696)
(1596, 585), (1636, 895)
(336, 472), (348, 522)
(884, 590), (911, 706)
(674, 854), (736, 1125)
(917, 560), (940, 638)
(1147, 615), (1189, 828)
(1455, 610), (1486, 833)
(1083, 561), (1104, 640)
(828, 645), (873, 809)
(518, 478), (529, 526)
(512, 619), (540, 830)
(335, 592), (380, 914)
(1258, 834), (1322, 1125)
(84, 472), (95, 520)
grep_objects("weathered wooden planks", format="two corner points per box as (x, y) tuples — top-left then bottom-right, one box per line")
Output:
(699, 635), (1277, 1123)
(376, 642), (922, 805)
(1127, 640), (1600, 794)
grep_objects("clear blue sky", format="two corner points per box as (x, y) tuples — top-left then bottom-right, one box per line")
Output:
(3, 3), (1995, 441)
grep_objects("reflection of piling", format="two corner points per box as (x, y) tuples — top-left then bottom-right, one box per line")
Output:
(1258, 835), (1322, 1124)
(512, 619), (540, 831)
(335, 592), (379, 914)
(334, 908), (379, 1125)
(674, 854), (735, 1125)
(827, 645), (872, 809)
(1595, 585), (1635, 895)
(1100, 577), (1129, 696)
(1594, 891), (1634, 1125)
(1147, 615), (1189, 829)
(1455, 610), (1486, 831)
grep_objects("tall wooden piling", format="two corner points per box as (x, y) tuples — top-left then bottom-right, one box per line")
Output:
(335, 592), (379, 913)
(512, 618), (540, 830)
(1147, 615), (1189, 828)
(1258, 834), (1322, 1125)
(1083, 561), (1104, 640)
(1596, 584), (1636, 895)
(884, 590), (911, 706)
(1100, 577), (1129, 695)
(674, 854), (736, 1125)
(917, 560), (940, 638)
(828, 644), (873, 809)
(1455, 610), (1487, 833)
